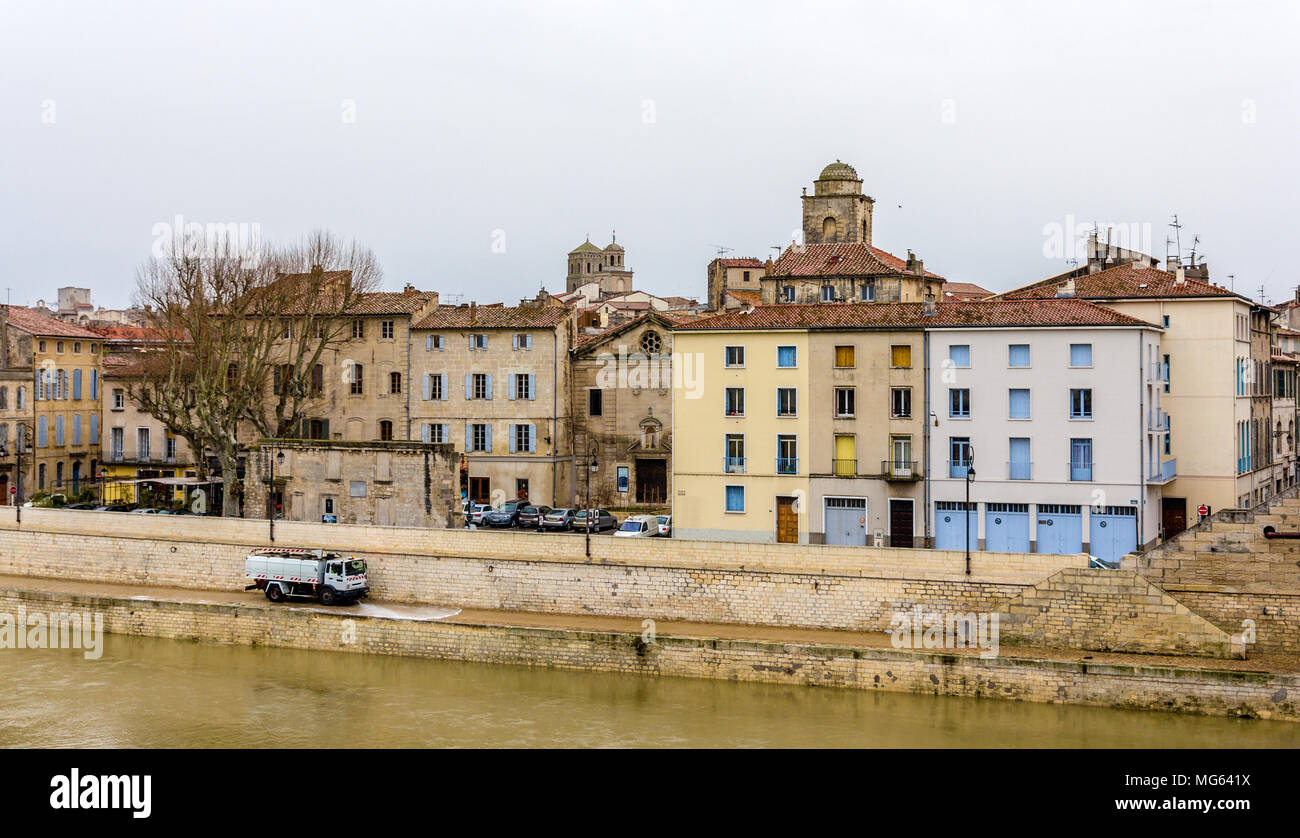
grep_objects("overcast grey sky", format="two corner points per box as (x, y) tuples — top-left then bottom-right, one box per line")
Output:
(2, 0), (1296, 309)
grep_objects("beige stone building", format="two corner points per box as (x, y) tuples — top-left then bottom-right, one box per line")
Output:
(566, 236), (632, 296)
(101, 353), (199, 505)
(409, 301), (576, 508)
(571, 312), (678, 510)
(762, 161), (945, 306)
(0, 306), (103, 501)
(245, 438), (459, 527)
(706, 257), (766, 311)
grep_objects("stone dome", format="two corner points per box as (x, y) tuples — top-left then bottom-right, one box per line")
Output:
(604, 241), (624, 252)
(817, 160), (859, 181)
(570, 240), (604, 254)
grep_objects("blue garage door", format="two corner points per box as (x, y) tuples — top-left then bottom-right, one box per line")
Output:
(1089, 506), (1137, 564)
(1036, 504), (1083, 554)
(935, 501), (977, 550)
(986, 503), (1030, 553)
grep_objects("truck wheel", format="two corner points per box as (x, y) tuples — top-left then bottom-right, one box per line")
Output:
(265, 585), (285, 603)
(319, 587), (338, 606)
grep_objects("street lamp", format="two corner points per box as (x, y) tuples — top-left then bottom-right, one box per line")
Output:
(584, 445), (598, 558)
(0, 423), (32, 523)
(964, 447), (976, 576)
(267, 444), (285, 542)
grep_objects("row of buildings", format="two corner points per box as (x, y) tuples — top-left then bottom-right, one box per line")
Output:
(0, 159), (1292, 567)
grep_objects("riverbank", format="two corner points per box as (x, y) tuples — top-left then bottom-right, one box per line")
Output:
(2, 575), (1297, 722)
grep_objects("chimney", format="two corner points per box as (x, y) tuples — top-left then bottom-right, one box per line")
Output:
(469, 301), (477, 323)
(1056, 278), (1075, 298)
(922, 292), (936, 317)
(403, 283), (416, 294)
(1174, 266), (1186, 286)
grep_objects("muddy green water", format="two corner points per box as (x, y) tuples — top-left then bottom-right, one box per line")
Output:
(2, 636), (1297, 748)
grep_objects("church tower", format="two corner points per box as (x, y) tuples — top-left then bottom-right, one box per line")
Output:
(566, 234), (633, 295)
(801, 160), (875, 246)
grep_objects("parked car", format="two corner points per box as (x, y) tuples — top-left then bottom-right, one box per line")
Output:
(654, 514), (672, 537)
(1088, 554), (1120, 570)
(615, 515), (656, 537)
(540, 508), (578, 531)
(516, 505), (552, 529)
(156, 508), (188, 515)
(573, 508), (617, 532)
(464, 502), (491, 527)
(93, 504), (131, 512)
(64, 503), (96, 510)
(131, 507), (161, 514)
(484, 501), (526, 528)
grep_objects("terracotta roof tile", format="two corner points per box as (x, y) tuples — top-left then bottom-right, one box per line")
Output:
(1, 306), (102, 338)
(345, 291), (439, 315)
(714, 258), (765, 268)
(413, 305), (571, 330)
(993, 262), (1238, 301)
(672, 299), (1158, 331)
(769, 242), (945, 280)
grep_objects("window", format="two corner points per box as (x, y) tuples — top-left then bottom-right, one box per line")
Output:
(891, 387), (911, 418)
(470, 423), (490, 452)
(512, 333), (532, 350)
(949, 388), (971, 418)
(351, 319), (364, 339)
(834, 434), (855, 476)
(834, 387), (855, 417)
(424, 374), (444, 401)
(725, 434), (745, 473)
(512, 424), (534, 453)
(781, 286), (795, 302)
(724, 387), (745, 416)
(777, 346), (797, 368)
(834, 345), (855, 368)
(0, 387), (6, 409)
(381, 320), (395, 340)
(166, 436), (177, 460)
(1162, 315), (1170, 328)
(1008, 344), (1030, 367)
(426, 334), (444, 351)
(469, 333), (488, 350)
(470, 373), (489, 400)
(1163, 353), (1170, 393)
(891, 345), (911, 368)
(389, 372), (402, 394)
(56, 341), (64, 353)
(73, 342), (80, 353)
(776, 387), (797, 417)
(777, 435), (798, 474)
(639, 331), (662, 355)
(588, 389), (603, 416)
(137, 428), (150, 459)
(112, 389), (125, 410)
(110, 427), (123, 459)
(859, 282), (875, 302)
(16, 386), (24, 409)
(949, 345), (970, 367)
(1165, 416), (1172, 456)
(1070, 438), (1093, 481)
(820, 285), (835, 302)
(311, 364), (324, 395)
(949, 437), (972, 478)
(1069, 343), (1093, 367)
(513, 373), (533, 400)
(1069, 388), (1093, 419)
(38, 341), (45, 353)
(890, 435), (913, 471)
(725, 485), (745, 512)
(1009, 437), (1031, 480)
(724, 346), (745, 367)
(349, 363), (364, 395)
(1009, 388), (1030, 419)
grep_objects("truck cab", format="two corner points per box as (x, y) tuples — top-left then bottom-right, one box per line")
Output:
(244, 548), (369, 605)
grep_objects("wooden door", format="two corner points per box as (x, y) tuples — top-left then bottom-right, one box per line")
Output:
(889, 499), (914, 548)
(776, 496), (799, 544)
(1161, 497), (1187, 539)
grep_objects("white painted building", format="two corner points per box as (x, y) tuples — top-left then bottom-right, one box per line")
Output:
(927, 321), (1166, 562)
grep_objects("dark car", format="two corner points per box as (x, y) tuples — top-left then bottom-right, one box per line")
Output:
(515, 505), (552, 529)
(93, 504), (132, 512)
(483, 501), (525, 528)
(540, 508), (578, 531)
(65, 503), (96, 510)
(573, 508), (617, 532)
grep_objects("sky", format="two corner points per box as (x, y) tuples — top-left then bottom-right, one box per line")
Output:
(1, 0), (1296, 310)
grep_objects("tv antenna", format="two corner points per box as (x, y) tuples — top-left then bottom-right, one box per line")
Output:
(711, 245), (733, 258)
(1169, 215), (1183, 263)
(1227, 274), (1235, 292)
(1188, 234), (1201, 267)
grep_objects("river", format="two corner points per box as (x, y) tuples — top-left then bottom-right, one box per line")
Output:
(2, 636), (1296, 747)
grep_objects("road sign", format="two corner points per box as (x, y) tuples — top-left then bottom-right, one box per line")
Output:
(1197, 504), (1210, 517)
(8, 487), (14, 495)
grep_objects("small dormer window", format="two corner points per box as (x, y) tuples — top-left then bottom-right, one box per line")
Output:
(782, 286), (795, 302)
(821, 285), (836, 302)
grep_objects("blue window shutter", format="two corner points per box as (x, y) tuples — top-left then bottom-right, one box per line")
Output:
(422, 374), (430, 400)
(508, 376), (516, 400)
(1009, 389), (1030, 418)
(1008, 344), (1029, 366)
(509, 425), (517, 453)
(440, 373), (448, 400)
(950, 345), (970, 366)
(89, 414), (98, 444)
(73, 415), (81, 444)
(91, 370), (98, 399)
(440, 423), (449, 442)
(528, 423), (536, 452)
(512, 334), (519, 350)
(465, 424), (472, 450)
(469, 335), (475, 350)
(73, 369), (82, 399)
(485, 374), (493, 400)
(37, 416), (46, 447)
(56, 415), (64, 445)
(421, 423), (430, 443)
(486, 425), (493, 452)
(528, 373), (536, 400)
(464, 374), (472, 399)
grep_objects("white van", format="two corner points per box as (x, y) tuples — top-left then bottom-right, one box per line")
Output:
(614, 515), (656, 538)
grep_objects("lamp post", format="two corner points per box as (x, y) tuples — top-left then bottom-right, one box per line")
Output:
(0, 422), (32, 523)
(964, 447), (976, 576)
(267, 443), (285, 543)
(584, 444), (598, 558)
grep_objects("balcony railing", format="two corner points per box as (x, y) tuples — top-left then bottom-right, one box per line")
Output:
(881, 459), (920, 480)
(724, 456), (746, 474)
(1069, 462), (1093, 481)
(1147, 408), (1166, 431)
(948, 460), (972, 479)
(831, 458), (856, 477)
(1007, 460), (1032, 480)
(1148, 458), (1177, 483)
(776, 457), (798, 475)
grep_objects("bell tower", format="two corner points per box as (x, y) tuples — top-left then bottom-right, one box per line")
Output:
(801, 160), (874, 246)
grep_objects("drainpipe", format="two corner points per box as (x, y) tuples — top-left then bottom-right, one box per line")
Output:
(922, 331), (931, 546)
(552, 328), (558, 506)
(1138, 330), (1145, 553)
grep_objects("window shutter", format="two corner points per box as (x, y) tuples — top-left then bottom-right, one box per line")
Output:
(91, 370), (98, 399)
(89, 414), (98, 444)
(73, 369), (82, 400)
(512, 334), (519, 351)
(422, 374), (430, 401)
(528, 374), (536, 400)
(525, 334), (532, 349)
(464, 374), (472, 399)
(509, 425), (517, 453)
(465, 424), (472, 450)
(37, 416), (46, 447)
(56, 416), (64, 446)
(440, 374), (448, 400)
(508, 376), (516, 400)
(528, 424), (536, 452)
(485, 425), (493, 452)
(421, 423), (430, 443)
(469, 335), (475, 350)
(485, 374), (493, 400)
